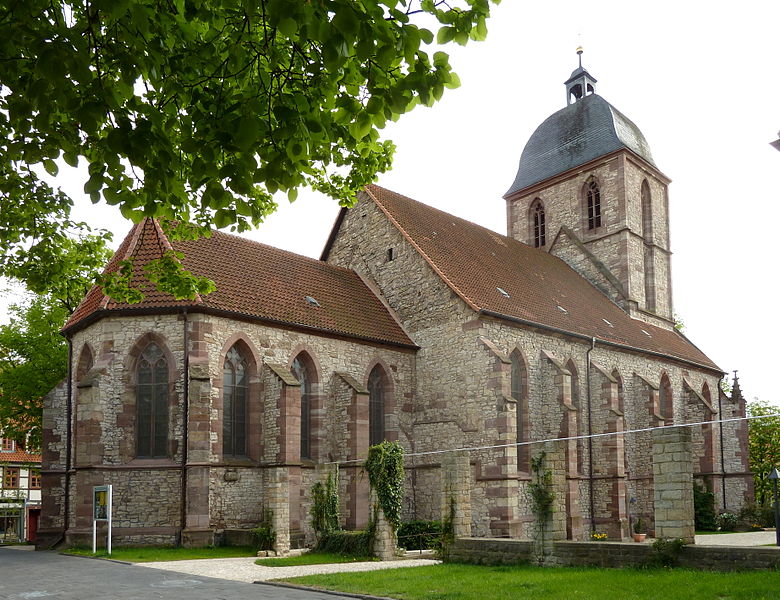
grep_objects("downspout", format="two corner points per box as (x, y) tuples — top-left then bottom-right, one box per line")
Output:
(179, 309), (190, 546)
(586, 337), (596, 534)
(718, 375), (726, 511)
(63, 337), (74, 544)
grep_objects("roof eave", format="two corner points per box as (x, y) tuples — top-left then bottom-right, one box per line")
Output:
(503, 147), (671, 200)
(479, 309), (722, 375)
(62, 304), (419, 351)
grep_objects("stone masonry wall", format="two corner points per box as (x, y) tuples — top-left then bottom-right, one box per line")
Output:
(47, 306), (414, 547)
(327, 192), (745, 542)
(506, 152), (673, 326)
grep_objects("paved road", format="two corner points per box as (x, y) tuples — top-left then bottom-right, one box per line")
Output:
(0, 546), (357, 600)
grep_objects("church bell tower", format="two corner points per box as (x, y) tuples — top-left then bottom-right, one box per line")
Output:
(504, 50), (675, 330)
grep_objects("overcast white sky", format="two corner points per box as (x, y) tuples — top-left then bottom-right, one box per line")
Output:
(2, 0), (778, 403)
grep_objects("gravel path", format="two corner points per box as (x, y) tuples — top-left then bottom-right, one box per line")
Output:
(138, 557), (440, 583)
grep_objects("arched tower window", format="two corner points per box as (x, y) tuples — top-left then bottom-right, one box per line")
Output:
(136, 342), (168, 458)
(510, 350), (530, 472)
(291, 353), (315, 460)
(223, 344), (248, 457)
(659, 374), (673, 425)
(368, 365), (388, 446)
(586, 179), (602, 230)
(531, 199), (546, 248)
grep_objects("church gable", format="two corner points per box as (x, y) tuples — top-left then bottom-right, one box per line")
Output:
(547, 225), (629, 309)
(323, 189), (475, 335)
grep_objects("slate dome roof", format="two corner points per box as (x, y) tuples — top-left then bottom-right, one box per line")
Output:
(505, 93), (656, 196)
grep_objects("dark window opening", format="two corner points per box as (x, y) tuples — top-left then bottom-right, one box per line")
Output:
(291, 356), (312, 459)
(136, 342), (168, 458)
(223, 345), (248, 457)
(368, 366), (387, 446)
(587, 180), (601, 229)
(386, 248), (395, 262)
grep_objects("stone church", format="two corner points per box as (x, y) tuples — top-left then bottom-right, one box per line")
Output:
(38, 61), (751, 549)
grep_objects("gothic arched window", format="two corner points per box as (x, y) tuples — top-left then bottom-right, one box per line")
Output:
(510, 350), (529, 472)
(586, 179), (601, 230)
(531, 200), (546, 248)
(660, 374), (673, 425)
(136, 342), (168, 458)
(368, 365), (388, 447)
(291, 353), (314, 459)
(223, 344), (248, 457)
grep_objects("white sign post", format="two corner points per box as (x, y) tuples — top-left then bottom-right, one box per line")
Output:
(92, 485), (112, 555)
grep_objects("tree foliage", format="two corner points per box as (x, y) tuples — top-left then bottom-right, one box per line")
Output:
(0, 295), (70, 447)
(747, 400), (780, 506)
(0, 0), (497, 300)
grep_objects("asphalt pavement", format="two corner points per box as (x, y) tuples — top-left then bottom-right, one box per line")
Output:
(0, 546), (362, 600)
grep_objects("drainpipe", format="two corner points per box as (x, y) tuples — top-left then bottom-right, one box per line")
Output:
(63, 337), (74, 545)
(179, 309), (190, 547)
(586, 337), (596, 534)
(718, 375), (726, 511)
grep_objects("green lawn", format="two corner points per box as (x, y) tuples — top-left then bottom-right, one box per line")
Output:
(256, 551), (377, 567)
(279, 563), (780, 600)
(62, 545), (256, 562)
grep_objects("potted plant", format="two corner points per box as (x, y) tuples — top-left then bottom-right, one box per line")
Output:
(632, 518), (647, 542)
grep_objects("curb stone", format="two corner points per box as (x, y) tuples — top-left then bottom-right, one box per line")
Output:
(255, 580), (397, 600)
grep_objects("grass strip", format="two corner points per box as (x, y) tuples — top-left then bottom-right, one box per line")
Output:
(278, 562), (780, 600)
(256, 551), (377, 567)
(62, 545), (256, 563)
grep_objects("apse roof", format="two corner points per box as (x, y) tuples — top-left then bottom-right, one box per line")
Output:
(357, 185), (719, 372)
(505, 94), (656, 196)
(64, 219), (415, 348)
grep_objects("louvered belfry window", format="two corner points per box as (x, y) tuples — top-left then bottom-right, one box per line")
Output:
(532, 201), (546, 248)
(587, 179), (602, 230)
(136, 342), (168, 458)
(223, 345), (248, 457)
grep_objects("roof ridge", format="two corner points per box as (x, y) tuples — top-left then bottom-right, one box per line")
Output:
(152, 219), (204, 304)
(365, 185), (481, 312)
(208, 228), (358, 276)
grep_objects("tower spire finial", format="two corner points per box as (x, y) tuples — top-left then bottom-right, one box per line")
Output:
(577, 45), (583, 68)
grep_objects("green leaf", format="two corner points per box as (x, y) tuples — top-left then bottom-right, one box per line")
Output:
(43, 159), (58, 176)
(278, 17), (298, 37)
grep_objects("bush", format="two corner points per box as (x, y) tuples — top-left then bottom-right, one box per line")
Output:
(252, 508), (276, 551)
(693, 483), (717, 531)
(739, 503), (775, 529)
(314, 530), (373, 558)
(716, 512), (739, 532)
(397, 520), (443, 550)
(650, 537), (687, 568)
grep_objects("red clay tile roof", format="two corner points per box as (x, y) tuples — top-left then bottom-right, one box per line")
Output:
(0, 448), (41, 464)
(65, 219), (415, 348)
(364, 184), (720, 371)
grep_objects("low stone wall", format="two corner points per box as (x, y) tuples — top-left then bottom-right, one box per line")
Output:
(449, 537), (780, 571)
